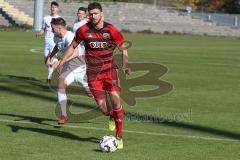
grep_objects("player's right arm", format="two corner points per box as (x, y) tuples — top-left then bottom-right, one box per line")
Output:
(57, 29), (83, 71)
(67, 46), (79, 61)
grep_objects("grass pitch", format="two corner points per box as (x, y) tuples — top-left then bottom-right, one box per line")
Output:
(0, 31), (239, 160)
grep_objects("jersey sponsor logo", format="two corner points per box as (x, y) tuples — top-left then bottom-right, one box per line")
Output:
(89, 42), (108, 49)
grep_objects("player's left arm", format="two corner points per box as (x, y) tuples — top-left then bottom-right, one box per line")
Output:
(111, 27), (130, 75)
(121, 49), (130, 75)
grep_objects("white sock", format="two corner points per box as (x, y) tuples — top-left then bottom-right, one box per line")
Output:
(57, 89), (67, 117)
(48, 67), (54, 79)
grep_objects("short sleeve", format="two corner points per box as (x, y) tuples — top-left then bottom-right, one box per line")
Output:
(66, 32), (75, 47)
(111, 26), (125, 47)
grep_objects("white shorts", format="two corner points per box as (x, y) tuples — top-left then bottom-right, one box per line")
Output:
(65, 65), (89, 90)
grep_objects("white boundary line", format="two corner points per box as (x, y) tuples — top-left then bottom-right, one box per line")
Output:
(0, 119), (239, 142)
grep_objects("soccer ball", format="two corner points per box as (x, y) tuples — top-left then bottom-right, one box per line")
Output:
(99, 135), (118, 152)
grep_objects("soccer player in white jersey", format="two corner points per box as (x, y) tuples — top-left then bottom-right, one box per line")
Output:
(36, 1), (60, 83)
(46, 17), (91, 124)
(72, 7), (88, 33)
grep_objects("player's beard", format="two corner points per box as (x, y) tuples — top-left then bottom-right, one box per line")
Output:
(91, 16), (102, 27)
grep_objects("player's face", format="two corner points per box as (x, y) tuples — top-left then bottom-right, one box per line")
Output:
(77, 10), (86, 21)
(51, 5), (59, 15)
(52, 24), (64, 38)
(89, 9), (103, 24)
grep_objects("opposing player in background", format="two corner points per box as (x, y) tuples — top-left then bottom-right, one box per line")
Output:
(73, 7), (88, 33)
(46, 17), (91, 124)
(36, 1), (60, 83)
(57, 2), (130, 149)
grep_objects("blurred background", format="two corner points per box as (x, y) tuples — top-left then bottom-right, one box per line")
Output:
(0, 0), (240, 37)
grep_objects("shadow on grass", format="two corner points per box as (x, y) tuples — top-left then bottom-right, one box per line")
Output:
(92, 149), (103, 153)
(125, 112), (240, 141)
(163, 121), (240, 140)
(1, 74), (240, 141)
(0, 74), (103, 121)
(1, 113), (240, 141)
(0, 75), (96, 110)
(0, 113), (55, 126)
(0, 113), (93, 125)
(8, 124), (99, 143)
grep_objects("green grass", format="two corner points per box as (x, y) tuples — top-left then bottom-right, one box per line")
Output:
(0, 31), (240, 160)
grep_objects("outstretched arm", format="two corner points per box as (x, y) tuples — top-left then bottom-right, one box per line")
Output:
(111, 27), (130, 75)
(56, 40), (79, 70)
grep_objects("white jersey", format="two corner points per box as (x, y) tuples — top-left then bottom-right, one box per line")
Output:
(56, 31), (89, 90)
(73, 19), (88, 33)
(43, 15), (60, 41)
(54, 31), (85, 58)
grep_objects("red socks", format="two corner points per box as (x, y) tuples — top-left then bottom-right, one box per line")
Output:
(113, 106), (124, 137)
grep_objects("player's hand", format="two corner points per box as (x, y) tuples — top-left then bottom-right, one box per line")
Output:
(56, 60), (64, 73)
(123, 66), (131, 75)
(35, 30), (44, 38)
(46, 57), (52, 67)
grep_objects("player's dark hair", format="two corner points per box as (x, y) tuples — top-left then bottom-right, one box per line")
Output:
(51, 17), (66, 27)
(51, 1), (59, 7)
(88, 2), (102, 12)
(78, 7), (87, 13)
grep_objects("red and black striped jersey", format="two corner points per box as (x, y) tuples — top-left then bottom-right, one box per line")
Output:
(74, 21), (124, 78)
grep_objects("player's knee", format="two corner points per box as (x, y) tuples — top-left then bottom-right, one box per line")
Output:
(58, 78), (67, 89)
(96, 99), (105, 107)
(96, 99), (108, 115)
(109, 92), (121, 108)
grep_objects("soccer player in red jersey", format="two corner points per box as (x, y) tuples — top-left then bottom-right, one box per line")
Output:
(57, 2), (130, 149)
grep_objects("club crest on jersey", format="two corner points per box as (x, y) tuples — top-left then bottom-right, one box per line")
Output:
(103, 33), (110, 39)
